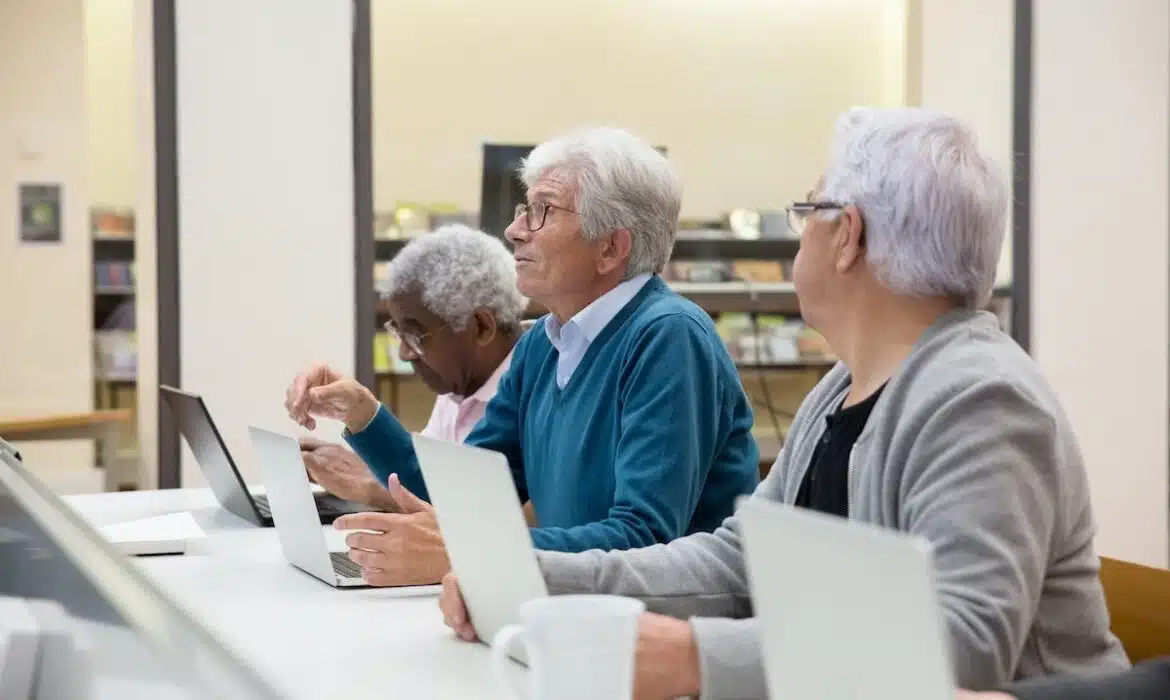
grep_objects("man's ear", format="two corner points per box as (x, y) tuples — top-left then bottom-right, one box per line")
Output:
(597, 228), (633, 276)
(834, 205), (866, 274)
(471, 308), (498, 346)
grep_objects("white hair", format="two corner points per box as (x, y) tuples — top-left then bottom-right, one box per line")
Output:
(520, 127), (682, 278)
(819, 107), (1009, 308)
(382, 224), (528, 331)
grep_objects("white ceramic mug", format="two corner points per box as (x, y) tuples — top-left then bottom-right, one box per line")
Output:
(490, 594), (646, 700)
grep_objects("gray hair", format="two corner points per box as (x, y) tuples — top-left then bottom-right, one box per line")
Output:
(520, 127), (682, 278)
(382, 224), (528, 331)
(820, 107), (1008, 308)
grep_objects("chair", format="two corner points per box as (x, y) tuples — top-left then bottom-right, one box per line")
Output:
(1099, 556), (1170, 663)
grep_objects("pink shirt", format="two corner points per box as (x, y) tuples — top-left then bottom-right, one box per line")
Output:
(419, 350), (514, 444)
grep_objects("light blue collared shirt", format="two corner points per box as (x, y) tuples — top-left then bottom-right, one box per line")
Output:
(544, 273), (652, 389)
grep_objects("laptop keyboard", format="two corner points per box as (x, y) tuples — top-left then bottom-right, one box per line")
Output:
(330, 551), (363, 579)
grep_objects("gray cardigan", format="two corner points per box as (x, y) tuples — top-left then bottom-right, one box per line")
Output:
(536, 309), (1129, 698)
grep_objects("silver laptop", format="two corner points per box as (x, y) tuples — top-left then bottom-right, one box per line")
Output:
(739, 498), (955, 700)
(248, 426), (368, 589)
(411, 434), (547, 661)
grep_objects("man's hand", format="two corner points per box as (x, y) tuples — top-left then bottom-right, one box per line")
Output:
(333, 475), (447, 586)
(439, 572), (477, 641)
(632, 613), (701, 700)
(285, 364), (379, 433)
(299, 438), (396, 511)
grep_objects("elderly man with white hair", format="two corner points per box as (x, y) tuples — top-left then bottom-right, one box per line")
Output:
(286, 127), (760, 586)
(439, 107), (1131, 697)
(288, 225), (529, 527)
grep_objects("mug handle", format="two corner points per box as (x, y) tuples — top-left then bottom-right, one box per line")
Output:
(490, 624), (528, 700)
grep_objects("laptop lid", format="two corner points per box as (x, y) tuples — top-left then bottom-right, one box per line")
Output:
(247, 427), (336, 584)
(160, 385), (261, 524)
(738, 498), (954, 700)
(411, 435), (548, 649)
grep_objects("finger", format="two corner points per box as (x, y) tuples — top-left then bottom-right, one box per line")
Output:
(348, 547), (393, 572)
(334, 511), (404, 532)
(345, 531), (396, 552)
(457, 622), (477, 641)
(387, 474), (432, 514)
(290, 371), (313, 420)
(362, 571), (405, 588)
(298, 435), (330, 451)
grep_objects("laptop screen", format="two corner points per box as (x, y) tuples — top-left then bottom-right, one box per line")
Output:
(0, 445), (286, 699)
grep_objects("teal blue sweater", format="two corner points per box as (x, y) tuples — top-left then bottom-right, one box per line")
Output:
(345, 276), (759, 552)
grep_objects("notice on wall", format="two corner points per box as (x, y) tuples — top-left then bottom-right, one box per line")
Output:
(18, 183), (62, 244)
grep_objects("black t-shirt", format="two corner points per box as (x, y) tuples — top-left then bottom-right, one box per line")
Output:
(794, 384), (886, 518)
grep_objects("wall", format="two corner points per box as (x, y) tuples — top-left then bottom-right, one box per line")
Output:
(372, 0), (907, 219)
(174, 0), (356, 485)
(1031, 0), (1169, 568)
(908, 0), (1015, 285)
(0, 0), (95, 490)
(86, 0), (137, 209)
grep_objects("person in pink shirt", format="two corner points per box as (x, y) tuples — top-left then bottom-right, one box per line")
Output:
(297, 224), (527, 513)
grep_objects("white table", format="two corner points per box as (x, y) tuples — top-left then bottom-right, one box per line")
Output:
(65, 489), (521, 700)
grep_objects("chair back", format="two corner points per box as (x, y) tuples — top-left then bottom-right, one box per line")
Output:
(1099, 556), (1170, 662)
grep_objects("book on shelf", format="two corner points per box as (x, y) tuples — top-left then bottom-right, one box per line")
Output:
(94, 330), (138, 380)
(94, 261), (136, 290)
(374, 331), (413, 375)
(90, 206), (135, 239)
(715, 313), (835, 366)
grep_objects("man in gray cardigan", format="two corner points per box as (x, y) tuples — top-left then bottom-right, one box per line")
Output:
(439, 107), (1130, 698)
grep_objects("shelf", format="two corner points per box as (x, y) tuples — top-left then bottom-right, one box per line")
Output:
(93, 237), (135, 262)
(95, 287), (135, 296)
(96, 374), (137, 386)
(671, 237), (801, 260)
(375, 236), (801, 263)
(376, 282), (1013, 318)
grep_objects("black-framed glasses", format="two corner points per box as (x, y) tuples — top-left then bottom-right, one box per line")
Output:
(514, 201), (578, 232)
(785, 201), (846, 237)
(383, 320), (448, 358)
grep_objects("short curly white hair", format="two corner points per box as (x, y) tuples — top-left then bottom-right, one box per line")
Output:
(520, 127), (681, 279)
(382, 224), (528, 331)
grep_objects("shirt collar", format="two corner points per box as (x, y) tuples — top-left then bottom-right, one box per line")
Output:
(544, 273), (653, 346)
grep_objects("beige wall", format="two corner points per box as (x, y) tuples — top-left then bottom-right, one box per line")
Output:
(1032, 0), (1169, 568)
(909, 0), (1015, 285)
(0, 0), (96, 489)
(86, 0), (137, 209)
(372, 0), (907, 219)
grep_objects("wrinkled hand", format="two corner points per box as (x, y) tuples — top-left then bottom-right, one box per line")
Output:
(439, 572), (477, 641)
(632, 613), (701, 700)
(285, 363), (379, 433)
(333, 474), (447, 586)
(300, 438), (395, 511)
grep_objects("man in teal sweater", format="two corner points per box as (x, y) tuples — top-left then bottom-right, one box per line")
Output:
(285, 126), (759, 585)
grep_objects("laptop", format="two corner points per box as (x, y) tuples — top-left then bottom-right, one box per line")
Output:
(738, 498), (955, 700)
(247, 426), (370, 588)
(411, 434), (547, 661)
(160, 385), (367, 527)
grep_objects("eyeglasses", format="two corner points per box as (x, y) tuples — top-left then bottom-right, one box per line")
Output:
(513, 201), (578, 232)
(786, 201), (845, 237)
(384, 321), (448, 358)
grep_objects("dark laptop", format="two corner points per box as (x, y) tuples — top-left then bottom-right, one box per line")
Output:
(159, 385), (368, 527)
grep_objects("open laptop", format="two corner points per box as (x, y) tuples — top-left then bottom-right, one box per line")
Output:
(738, 498), (955, 700)
(411, 434), (547, 662)
(248, 426), (370, 588)
(160, 385), (367, 527)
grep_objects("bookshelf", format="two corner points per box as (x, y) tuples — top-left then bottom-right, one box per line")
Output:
(368, 228), (1017, 463)
(91, 208), (139, 471)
